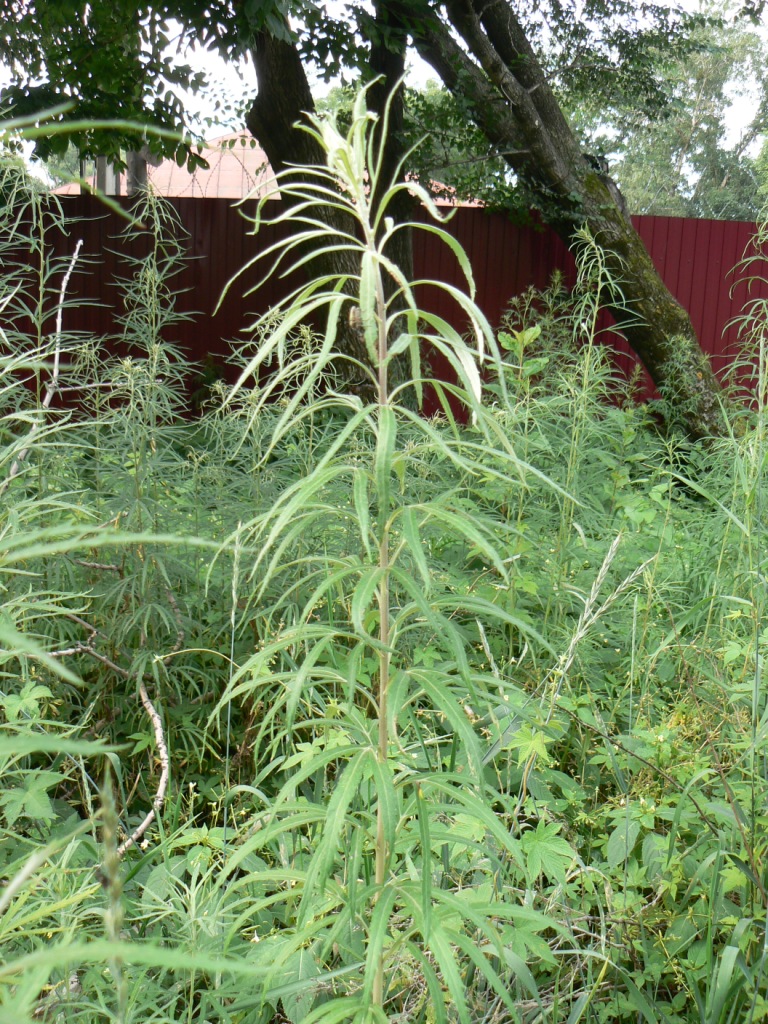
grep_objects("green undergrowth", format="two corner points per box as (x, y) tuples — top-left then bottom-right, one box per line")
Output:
(1, 100), (768, 1024)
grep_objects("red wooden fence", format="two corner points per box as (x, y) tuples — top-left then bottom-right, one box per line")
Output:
(39, 196), (768, 398)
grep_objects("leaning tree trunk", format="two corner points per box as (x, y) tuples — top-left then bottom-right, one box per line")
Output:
(394, 0), (726, 438)
(246, 23), (412, 399)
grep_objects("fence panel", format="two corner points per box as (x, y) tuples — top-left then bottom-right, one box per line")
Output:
(32, 196), (768, 399)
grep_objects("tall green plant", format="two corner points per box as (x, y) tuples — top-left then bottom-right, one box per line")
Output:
(207, 86), (574, 1024)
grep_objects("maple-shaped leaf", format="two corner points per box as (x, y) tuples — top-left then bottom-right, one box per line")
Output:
(520, 820), (575, 885)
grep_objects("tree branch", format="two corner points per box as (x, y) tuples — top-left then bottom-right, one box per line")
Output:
(116, 679), (169, 857)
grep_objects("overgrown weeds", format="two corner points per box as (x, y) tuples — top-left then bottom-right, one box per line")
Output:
(1, 99), (768, 1024)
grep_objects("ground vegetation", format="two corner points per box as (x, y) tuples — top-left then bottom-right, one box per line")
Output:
(1, 98), (768, 1023)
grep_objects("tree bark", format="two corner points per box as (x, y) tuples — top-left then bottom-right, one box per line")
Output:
(246, 20), (417, 399)
(392, 0), (726, 438)
(245, 29), (372, 385)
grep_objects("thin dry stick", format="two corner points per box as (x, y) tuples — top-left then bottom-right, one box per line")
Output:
(54, 612), (170, 857)
(0, 238), (83, 495)
(116, 678), (169, 857)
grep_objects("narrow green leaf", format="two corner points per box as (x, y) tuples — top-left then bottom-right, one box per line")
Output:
(565, 991), (591, 1024)
(427, 917), (471, 1024)
(416, 784), (433, 941)
(0, 734), (112, 758)
(361, 884), (396, 1005)
(375, 405), (396, 516)
(353, 469), (372, 560)
(351, 566), (386, 637)
(422, 775), (526, 869)
(369, 755), (397, 882)
(414, 672), (484, 780)
(301, 995), (364, 1024)
(623, 976), (666, 1024)
(413, 504), (507, 579)
(409, 223), (478, 296)
(400, 508), (431, 592)
(299, 749), (370, 926)
(452, 932), (523, 1023)
(359, 252), (380, 364)
(403, 942), (447, 1024)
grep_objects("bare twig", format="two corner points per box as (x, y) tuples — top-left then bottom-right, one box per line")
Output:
(73, 559), (122, 573)
(50, 638), (128, 679)
(0, 239), (83, 496)
(165, 588), (185, 654)
(56, 610), (171, 857)
(116, 679), (169, 857)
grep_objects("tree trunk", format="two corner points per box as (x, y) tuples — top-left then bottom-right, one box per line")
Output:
(95, 156), (121, 196)
(126, 150), (148, 194)
(245, 22), (415, 399)
(394, 0), (726, 438)
(245, 29), (372, 391)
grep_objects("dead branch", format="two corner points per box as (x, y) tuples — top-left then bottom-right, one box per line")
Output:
(55, 609), (172, 858)
(165, 588), (185, 654)
(116, 678), (170, 857)
(73, 559), (122, 573)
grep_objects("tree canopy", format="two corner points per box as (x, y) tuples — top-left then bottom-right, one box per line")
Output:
(566, 4), (767, 220)
(0, 1), (714, 173)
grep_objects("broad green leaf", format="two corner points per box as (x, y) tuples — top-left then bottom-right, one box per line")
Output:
(606, 819), (641, 869)
(520, 820), (575, 884)
(282, 946), (322, 1024)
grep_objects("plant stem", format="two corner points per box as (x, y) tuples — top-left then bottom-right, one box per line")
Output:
(373, 233), (390, 1012)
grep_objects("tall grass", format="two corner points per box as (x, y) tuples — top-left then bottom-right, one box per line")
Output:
(1, 93), (768, 1023)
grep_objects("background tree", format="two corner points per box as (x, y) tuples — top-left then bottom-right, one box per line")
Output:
(565, 4), (767, 220)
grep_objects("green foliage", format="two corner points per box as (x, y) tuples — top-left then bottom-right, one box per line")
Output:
(323, 81), (528, 216)
(2, 86), (768, 1024)
(567, 2), (767, 219)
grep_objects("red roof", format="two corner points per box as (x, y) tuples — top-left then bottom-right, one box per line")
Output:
(52, 131), (480, 209)
(53, 132), (274, 199)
